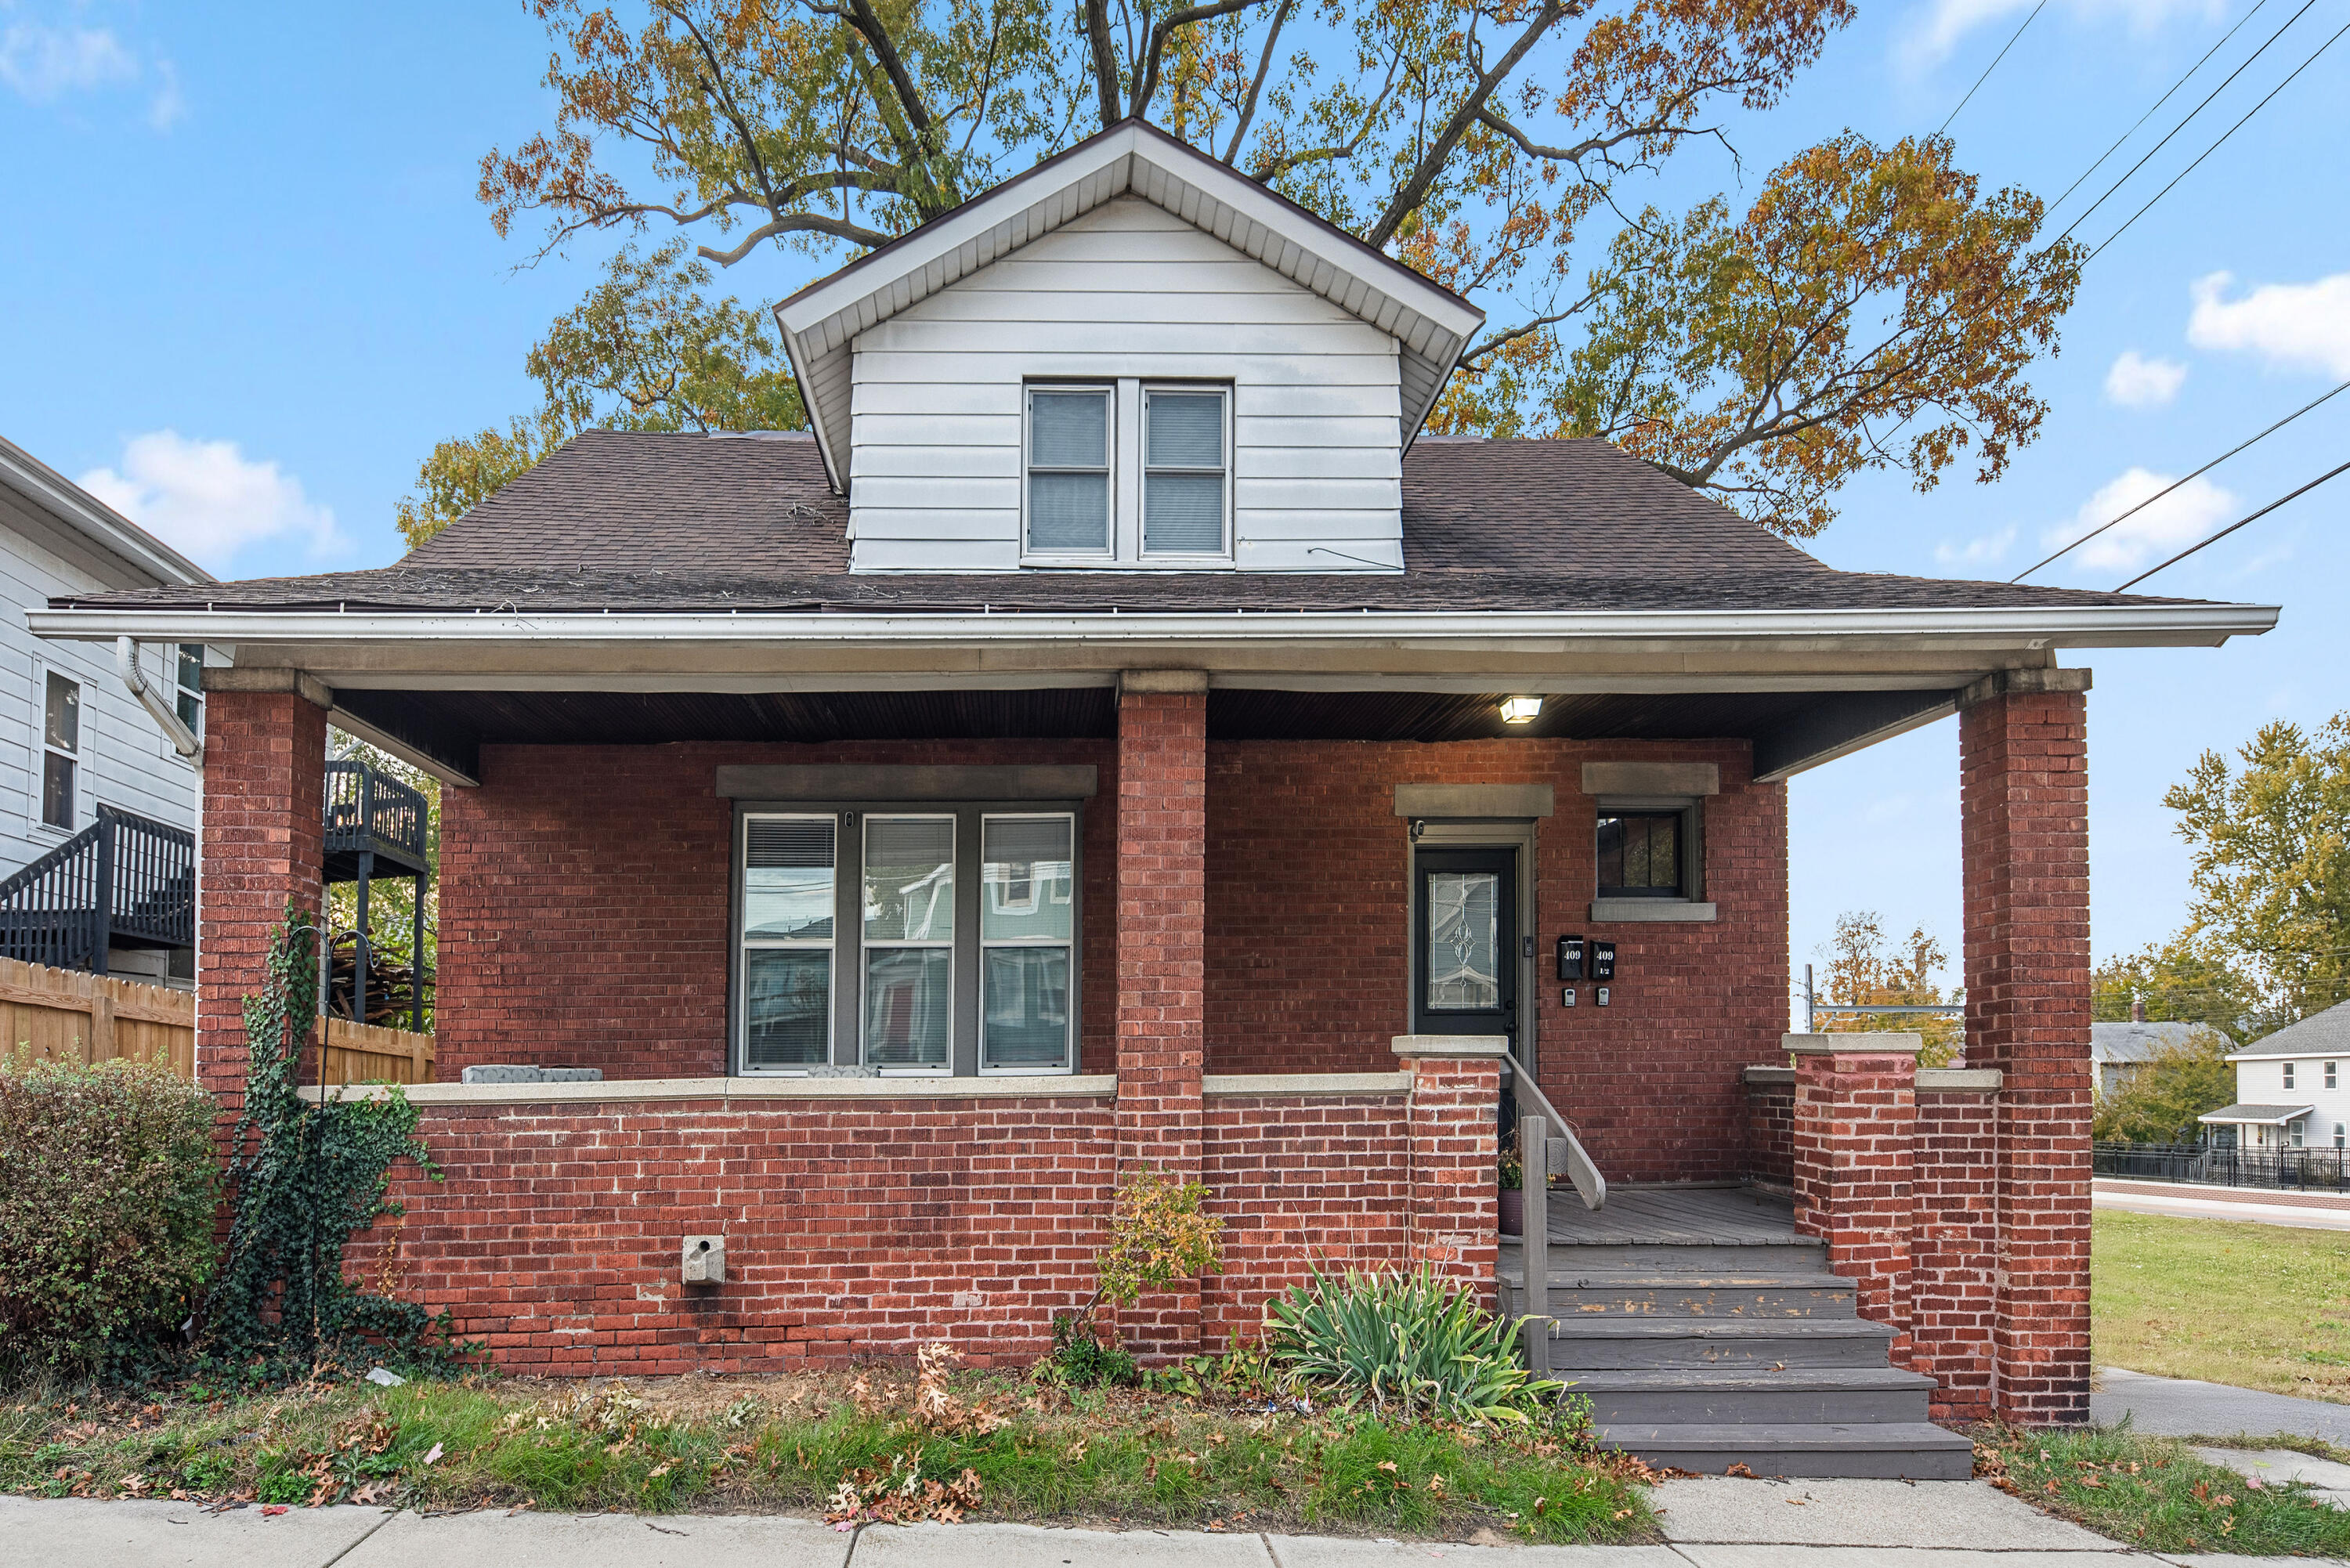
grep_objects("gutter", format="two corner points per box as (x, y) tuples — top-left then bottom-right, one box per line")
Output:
(116, 637), (202, 762)
(26, 602), (2283, 650)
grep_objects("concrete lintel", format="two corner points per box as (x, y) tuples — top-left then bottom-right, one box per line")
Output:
(1958, 666), (2093, 710)
(1742, 1065), (1796, 1086)
(204, 665), (333, 710)
(1119, 668), (1209, 694)
(1391, 1034), (1509, 1060)
(1584, 761), (1719, 797)
(1919, 1068), (2003, 1091)
(1393, 783), (1555, 819)
(1783, 1031), (1925, 1057)
(299, 1074), (1118, 1106)
(1203, 1071), (1412, 1096)
(716, 763), (1098, 800)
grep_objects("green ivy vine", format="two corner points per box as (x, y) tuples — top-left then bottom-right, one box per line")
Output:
(201, 903), (472, 1380)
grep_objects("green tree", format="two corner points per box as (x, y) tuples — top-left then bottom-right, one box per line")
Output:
(323, 730), (440, 1028)
(1814, 909), (1961, 1065)
(2164, 715), (2350, 1030)
(2092, 938), (2265, 1044)
(2092, 1028), (2237, 1145)
(419, 0), (2082, 543)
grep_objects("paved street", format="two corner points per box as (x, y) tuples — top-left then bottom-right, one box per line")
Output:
(2093, 1179), (2350, 1233)
(4, 1477), (2340, 1568)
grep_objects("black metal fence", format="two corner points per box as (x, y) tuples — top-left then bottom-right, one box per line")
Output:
(325, 759), (428, 865)
(0, 805), (193, 973)
(2095, 1140), (2350, 1193)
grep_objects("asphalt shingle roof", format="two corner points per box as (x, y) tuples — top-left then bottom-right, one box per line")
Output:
(52, 430), (2220, 617)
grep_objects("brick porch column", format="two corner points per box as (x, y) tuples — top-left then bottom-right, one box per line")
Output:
(1115, 670), (1207, 1356)
(197, 672), (330, 1112)
(1788, 1032), (1920, 1364)
(1960, 667), (2093, 1424)
(1392, 1037), (1502, 1293)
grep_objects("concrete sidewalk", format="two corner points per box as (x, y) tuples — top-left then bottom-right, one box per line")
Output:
(2094, 1367), (2350, 1445)
(3, 1477), (2338, 1568)
(2093, 1180), (2350, 1232)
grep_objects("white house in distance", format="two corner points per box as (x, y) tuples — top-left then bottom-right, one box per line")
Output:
(0, 435), (214, 983)
(2203, 999), (2350, 1150)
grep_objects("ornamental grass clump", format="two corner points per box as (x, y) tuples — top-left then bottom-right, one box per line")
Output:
(0, 1051), (219, 1378)
(1264, 1265), (1568, 1428)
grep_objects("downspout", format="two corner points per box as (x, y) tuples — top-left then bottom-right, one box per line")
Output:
(116, 636), (202, 762)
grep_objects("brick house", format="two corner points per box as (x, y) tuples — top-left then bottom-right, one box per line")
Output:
(31, 122), (2275, 1473)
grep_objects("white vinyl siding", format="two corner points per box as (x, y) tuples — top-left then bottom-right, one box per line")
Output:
(0, 522), (201, 865)
(847, 197), (1403, 573)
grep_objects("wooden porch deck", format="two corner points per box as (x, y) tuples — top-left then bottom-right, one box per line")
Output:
(1520, 1183), (1802, 1248)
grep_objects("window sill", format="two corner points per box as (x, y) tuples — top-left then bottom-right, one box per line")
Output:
(302, 1075), (1118, 1106)
(1590, 899), (1717, 923)
(1018, 556), (1236, 571)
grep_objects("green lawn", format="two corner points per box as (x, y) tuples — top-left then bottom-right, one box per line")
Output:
(2095, 1209), (2350, 1401)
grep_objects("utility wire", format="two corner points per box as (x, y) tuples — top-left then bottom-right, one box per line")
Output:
(2085, 16), (2350, 262)
(2055, 0), (2323, 244)
(1939, 0), (2053, 135)
(2115, 456), (2350, 591)
(2013, 377), (2350, 581)
(2044, 0), (2275, 217)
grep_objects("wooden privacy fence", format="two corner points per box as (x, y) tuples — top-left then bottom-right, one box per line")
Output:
(0, 953), (434, 1084)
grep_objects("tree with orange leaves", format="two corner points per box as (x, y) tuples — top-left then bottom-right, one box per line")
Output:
(400, 0), (2081, 547)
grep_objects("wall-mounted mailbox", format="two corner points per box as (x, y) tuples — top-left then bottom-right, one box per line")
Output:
(682, 1235), (725, 1284)
(1590, 941), (1617, 981)
(1556, 934), (1585, 981)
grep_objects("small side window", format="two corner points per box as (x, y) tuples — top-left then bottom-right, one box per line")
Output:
(1596, 810), (1683, 899)
(1142, 387), (1228, 555)
(175, 644), (204, 740)
(41, 670), (79, 830)
(2327, 1061), (2338, 1090)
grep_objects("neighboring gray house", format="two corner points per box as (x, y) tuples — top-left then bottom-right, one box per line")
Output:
(2092, 1015), (2207, 1099)
(2207, 1000), (2350, 1151)
(0, 435), (213, 983)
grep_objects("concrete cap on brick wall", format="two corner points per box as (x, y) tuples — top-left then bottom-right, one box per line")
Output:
(1119, 669), (1209, 695)
(1784, 1031), (1925, 1056)
(1958, 666), (2092, 710)
(1391, 1035), (1509, 1059)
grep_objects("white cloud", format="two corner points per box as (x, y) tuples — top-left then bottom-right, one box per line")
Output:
(2039, 466), (2235, 575)
(1904, 0), (2221, 70)
(80, 432), (344, 571)
(0, 20), (136, 100)
(2188, 270), (2350, 378)
(2104, 349), (2186, 407)
(1934, 524), (2016, 568)
(146, 57), (182, 131)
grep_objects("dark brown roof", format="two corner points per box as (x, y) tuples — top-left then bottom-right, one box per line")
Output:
(52, 430), (2207, 616)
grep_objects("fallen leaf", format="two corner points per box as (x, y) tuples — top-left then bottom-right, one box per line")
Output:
(421, 1443), (443, 1466)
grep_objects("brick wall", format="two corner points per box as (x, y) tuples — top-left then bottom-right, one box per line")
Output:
(435, 739), (1117, 1081)
(1961, 681), (2093, 1424)
(1913, 1089), (2001, 1423)
(1744, 1076), (1795, 1187)
(198, 687), (327, 1109)
(1206, 738), (1786, 1183)
(1200, 1090), (1412, 1342)
(1790, 1043), (1918, 1365)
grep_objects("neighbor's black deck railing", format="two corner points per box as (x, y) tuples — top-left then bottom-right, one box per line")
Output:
(2095, 1140), (2350, 1193)
(324, 759), (428, 867)
(0, 805), (193, 974)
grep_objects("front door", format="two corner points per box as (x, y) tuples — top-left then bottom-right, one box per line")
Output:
(1412, 847), (1517, 1049)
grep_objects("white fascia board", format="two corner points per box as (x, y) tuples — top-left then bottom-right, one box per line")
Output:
(2227, 1050), (2350, 1062)
(24, 602), (2282, 652)
(2199, 1105), (2316, 1124)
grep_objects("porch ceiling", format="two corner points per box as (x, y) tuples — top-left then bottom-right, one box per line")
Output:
(330, 683), (1958, 786)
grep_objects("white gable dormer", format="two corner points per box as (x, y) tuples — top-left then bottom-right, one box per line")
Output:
(775, 121), (1483, 574)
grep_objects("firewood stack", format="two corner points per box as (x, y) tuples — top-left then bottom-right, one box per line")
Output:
(325, 930), (435, 1028)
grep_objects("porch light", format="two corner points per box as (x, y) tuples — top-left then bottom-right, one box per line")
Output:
(1500, 695), (1543, 725)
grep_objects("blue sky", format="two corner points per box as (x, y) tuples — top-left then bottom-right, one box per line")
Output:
(2, 0), (2344, 1006)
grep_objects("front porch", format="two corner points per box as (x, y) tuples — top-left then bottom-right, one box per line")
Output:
(186, 663), (2095, 1429)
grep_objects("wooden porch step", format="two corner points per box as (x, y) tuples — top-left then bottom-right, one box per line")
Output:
(1594, 1420), (1975, 1480)
(1560, 1366), (1934, 1427)
(1502, 1272), (1857, 1320)
(1542, 1317), (1897, 1370)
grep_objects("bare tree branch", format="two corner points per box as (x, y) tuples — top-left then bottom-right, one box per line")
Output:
(1132, 0), (1274, 120)
(1221, 0), (1295, 164)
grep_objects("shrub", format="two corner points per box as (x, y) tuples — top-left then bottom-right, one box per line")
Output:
(0, 1053), (220, 1377)
(2095, 1026), (2237, 1142)
(1048, 1166), (1223, 1385)
(1264, 1265), (1567, 1426)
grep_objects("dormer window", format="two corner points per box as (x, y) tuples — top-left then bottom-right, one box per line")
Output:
(1144, 388), (1228, 556)
(1025, 386), (1112, 555)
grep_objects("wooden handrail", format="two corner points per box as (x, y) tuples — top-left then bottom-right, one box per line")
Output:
(1507, 1047), (1606, 1211)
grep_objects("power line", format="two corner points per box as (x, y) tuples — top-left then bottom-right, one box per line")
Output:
(2054, 0), (2323, 244)
(1939, 0), (2053, 135)
(2116, 456), (2350, 590)
(2013, 377), (2350, 581)
(2085, 16), (2350, 262)
(2044, 0), (2275, 218)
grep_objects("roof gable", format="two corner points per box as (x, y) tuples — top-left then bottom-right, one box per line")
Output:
(776, 120), (1484, 490)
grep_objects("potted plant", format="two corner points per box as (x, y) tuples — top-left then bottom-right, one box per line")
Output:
(1497, 1136), (1524, 1236)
